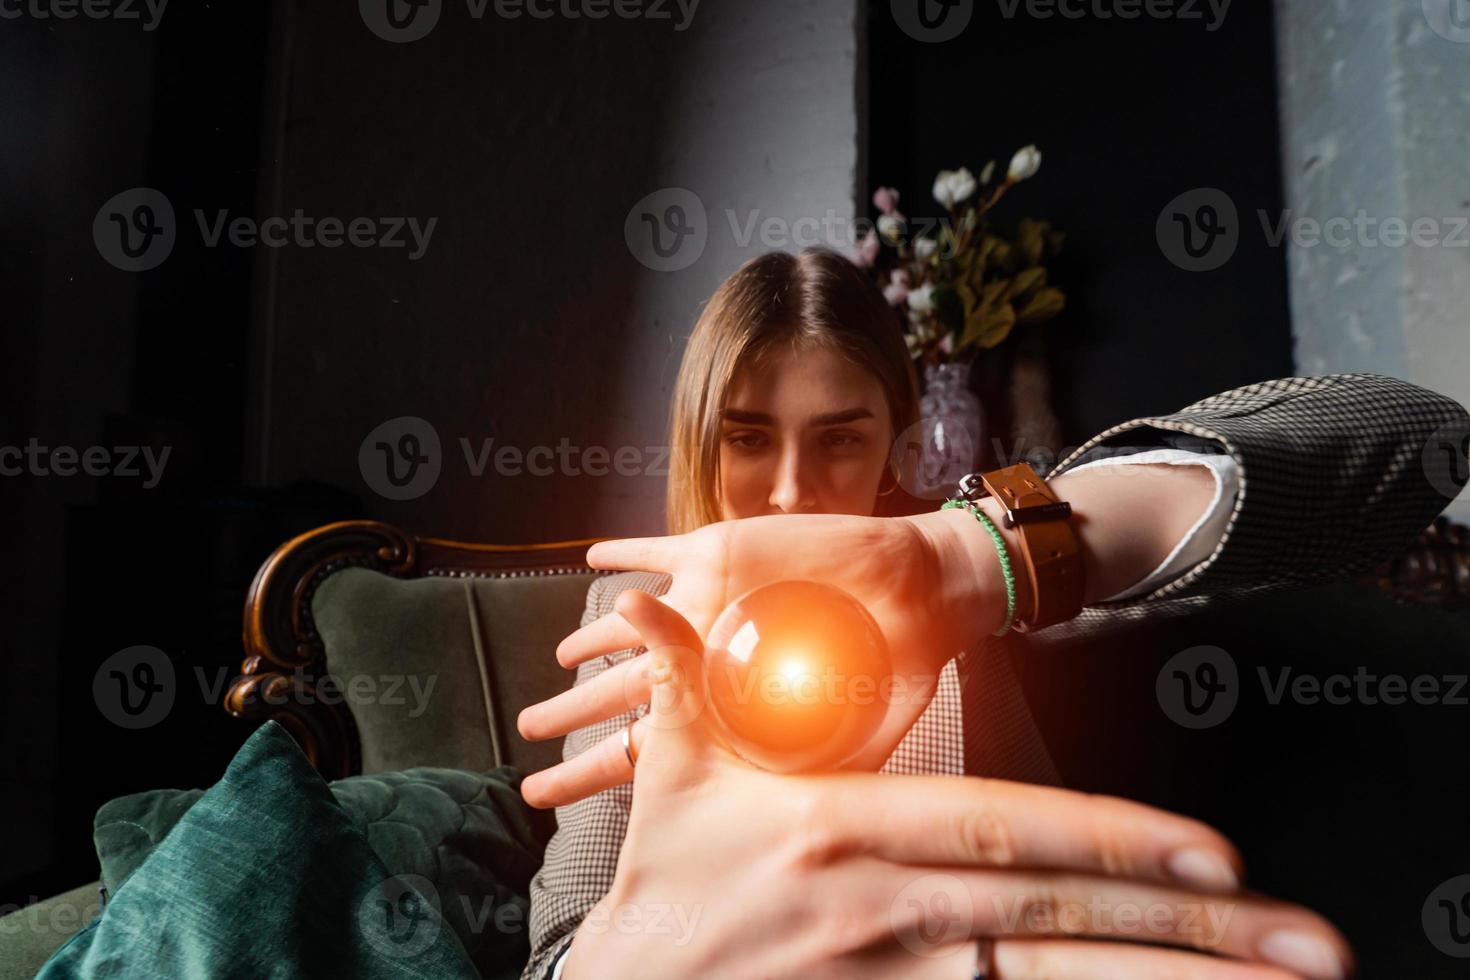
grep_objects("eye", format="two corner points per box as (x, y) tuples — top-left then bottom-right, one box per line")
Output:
(724, 430), (769, 451)
(821, 430), (865, 450)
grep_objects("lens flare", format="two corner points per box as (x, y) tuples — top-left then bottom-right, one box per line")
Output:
(704, 580), (891, 773)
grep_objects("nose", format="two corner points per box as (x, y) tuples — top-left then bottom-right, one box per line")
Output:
(768, 446), (817, 514)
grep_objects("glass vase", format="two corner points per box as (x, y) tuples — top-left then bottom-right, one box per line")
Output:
(896, 361), (984, 500)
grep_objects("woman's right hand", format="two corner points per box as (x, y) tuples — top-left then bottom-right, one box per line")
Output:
(558, 590), (1352, 980)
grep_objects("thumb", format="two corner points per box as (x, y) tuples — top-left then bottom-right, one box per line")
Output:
(613, 589), (722, 787)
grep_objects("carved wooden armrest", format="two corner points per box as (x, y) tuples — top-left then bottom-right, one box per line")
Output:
(224, 520), (602, 779)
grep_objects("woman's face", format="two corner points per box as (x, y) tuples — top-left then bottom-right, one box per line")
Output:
(718, 343), (893, 520)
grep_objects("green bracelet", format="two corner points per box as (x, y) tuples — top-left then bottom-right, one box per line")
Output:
(941, 497), (1017, 637)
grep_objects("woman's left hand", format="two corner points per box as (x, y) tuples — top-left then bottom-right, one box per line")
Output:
(519, 509), (996, 808)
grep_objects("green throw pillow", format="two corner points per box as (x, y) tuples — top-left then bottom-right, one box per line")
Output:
(43, 722), (547, 979)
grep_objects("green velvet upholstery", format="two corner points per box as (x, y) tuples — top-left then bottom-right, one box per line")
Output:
(37, 722), (482, 979)
(309, 567), (598, 775)
(83, 739), (550, 978)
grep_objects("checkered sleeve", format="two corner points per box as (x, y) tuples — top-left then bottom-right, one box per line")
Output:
(1035, 372), (1470, 644)
(521, 571), (672, 980)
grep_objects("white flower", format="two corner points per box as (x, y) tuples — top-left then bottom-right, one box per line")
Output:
(882, 268), (910, 306)
(877, 212), (906, 243)
(932, 168), (977, 208)
(1008, 145), (1042, 182)
(914, 237), (938, 260)
(979, 160), (996, 184)
(907, 282), (935, 314)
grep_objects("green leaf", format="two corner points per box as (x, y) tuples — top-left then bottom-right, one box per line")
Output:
(1015, 287), (1065, 325)
(961, 302), (1017, 349)
(1006, 266), (1046, 301)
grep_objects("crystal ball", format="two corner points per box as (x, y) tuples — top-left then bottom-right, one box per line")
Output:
(703, 580), (891, 773)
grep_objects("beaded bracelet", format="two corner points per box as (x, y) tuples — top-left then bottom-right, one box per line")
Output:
(941, 497), (1017, 637)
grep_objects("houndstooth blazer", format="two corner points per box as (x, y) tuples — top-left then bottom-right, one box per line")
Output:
(524, 372), (1470, 979)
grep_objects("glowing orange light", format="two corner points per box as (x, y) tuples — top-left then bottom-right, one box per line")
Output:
(704, 580), (891, 773)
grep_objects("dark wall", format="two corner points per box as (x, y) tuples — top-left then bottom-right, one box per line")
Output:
(867, 1), (1294, 447)
(257, 2), (695, 543)
(0, 3), (355, 910)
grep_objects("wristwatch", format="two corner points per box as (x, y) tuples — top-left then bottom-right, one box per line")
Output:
(957, 462), (1085, 631)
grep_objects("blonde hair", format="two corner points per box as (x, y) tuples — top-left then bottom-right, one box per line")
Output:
(665, 249), (920, 534)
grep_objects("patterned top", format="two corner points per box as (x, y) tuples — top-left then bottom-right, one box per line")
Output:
(524, 372), (1470, 978)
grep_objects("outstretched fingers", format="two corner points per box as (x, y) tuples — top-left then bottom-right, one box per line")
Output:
(518, 653), (650, 742)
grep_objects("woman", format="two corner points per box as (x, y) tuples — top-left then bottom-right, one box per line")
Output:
(518, 249), (1466, 978)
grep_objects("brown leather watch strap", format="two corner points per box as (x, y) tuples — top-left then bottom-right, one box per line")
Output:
(959, 463), (1085, 631)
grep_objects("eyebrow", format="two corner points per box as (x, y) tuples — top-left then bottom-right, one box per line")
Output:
(722, 407), (876, 427)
